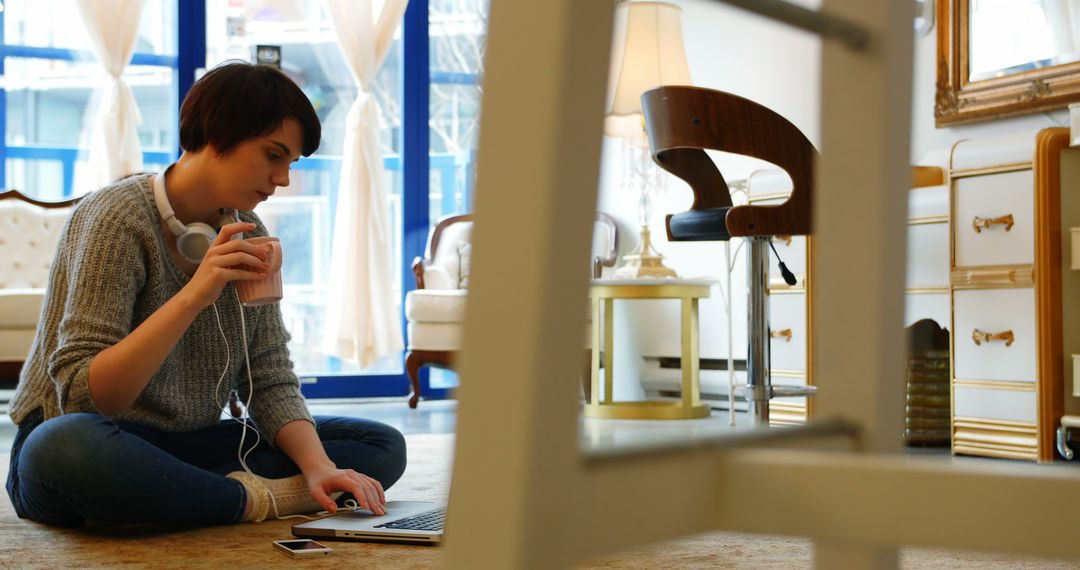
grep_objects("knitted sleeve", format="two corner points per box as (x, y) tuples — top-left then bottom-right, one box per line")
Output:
(46, 192), (148, 415)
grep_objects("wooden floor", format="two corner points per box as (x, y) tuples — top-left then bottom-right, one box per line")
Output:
(6, 395), (1073, 568)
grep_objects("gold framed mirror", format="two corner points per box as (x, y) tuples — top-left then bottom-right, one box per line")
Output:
(936, 0), (1080, 126)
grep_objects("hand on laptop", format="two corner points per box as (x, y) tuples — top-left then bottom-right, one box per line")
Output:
(307, 467), (387, 516)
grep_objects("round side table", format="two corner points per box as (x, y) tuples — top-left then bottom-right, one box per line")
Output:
(587, 278), (715, 420)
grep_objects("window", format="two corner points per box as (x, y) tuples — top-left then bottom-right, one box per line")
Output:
(429, 0), (486, 221)
(1, 0), (178, 200)
(424, 0), (488, 390)
(205, 1), (404, 377)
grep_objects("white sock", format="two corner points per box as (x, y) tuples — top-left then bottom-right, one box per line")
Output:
(227, 471), (341, 523)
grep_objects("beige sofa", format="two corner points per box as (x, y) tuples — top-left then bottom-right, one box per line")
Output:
(0, 190), (79, 383)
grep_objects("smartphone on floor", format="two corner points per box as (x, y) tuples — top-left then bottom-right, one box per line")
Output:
(273, 539), (333, 558)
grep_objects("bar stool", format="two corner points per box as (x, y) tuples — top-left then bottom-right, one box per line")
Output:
(641, 85), (818, 426)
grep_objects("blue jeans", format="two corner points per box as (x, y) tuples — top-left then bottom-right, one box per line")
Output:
(5, 410), (407, 527)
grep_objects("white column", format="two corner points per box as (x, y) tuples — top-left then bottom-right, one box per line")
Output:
(813, 0), (914, 567)
(442, 1), (614, 568)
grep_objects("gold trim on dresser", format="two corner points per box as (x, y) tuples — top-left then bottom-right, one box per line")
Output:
(954, 416), (1039, 430)
(906, 287), (950, 294)
(950, 266), (1034, 288)
(953, 379), (1036, 391)
(947, 163), (1033, 178)
(1034, 128), (1068, 462)
(769, 401), (808, 427)
(952, 445), (1038, 461)
(908, 215), (949, 226)
(953, 417), (1039, 460)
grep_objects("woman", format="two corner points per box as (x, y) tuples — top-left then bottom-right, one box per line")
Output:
(5, 61), (406, 527)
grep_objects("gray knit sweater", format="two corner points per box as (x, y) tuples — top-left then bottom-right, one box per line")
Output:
(8, 174), (313, 442)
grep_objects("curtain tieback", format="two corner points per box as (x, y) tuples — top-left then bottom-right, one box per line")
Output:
(346, 90), (378, 130)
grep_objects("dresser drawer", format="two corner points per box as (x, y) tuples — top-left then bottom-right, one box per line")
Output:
(907, 222), (948, 288)
(769, 292), (806, 372)
(771, 372), (809, 426)
(953, 288), (1036, 381)
(908, 184), (948, 219)
(953, 385), (1037, 423)
(953, 170), (1034, 268)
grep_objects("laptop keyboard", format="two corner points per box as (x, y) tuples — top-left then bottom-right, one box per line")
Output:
(374, 508), (446, 532)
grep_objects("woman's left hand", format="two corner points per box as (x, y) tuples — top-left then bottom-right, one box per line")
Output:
(306, 466), (387, 515)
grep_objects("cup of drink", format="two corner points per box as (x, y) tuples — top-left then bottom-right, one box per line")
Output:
(236, 236), (283, 306)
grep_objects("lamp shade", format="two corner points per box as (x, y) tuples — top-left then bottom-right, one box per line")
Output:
(605, 1), (692, 137)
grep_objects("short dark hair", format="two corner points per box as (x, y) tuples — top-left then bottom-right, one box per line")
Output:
(179, 61), (321, 157)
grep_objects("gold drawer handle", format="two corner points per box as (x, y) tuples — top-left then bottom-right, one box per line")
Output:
(772, 235), (793, 246)
(972, 214), (1014, 233)
(771, 328), (793, 342)
(971, 329), (1014, 347)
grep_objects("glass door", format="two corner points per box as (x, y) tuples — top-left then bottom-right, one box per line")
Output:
(205, 1), (405, 380)
(424, 0), (488, 391)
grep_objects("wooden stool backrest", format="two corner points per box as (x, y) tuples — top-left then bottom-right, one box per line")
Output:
(642, 86), (817, 237)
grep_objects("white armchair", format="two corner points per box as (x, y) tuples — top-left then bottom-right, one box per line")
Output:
(404, 212), (618, 407)
(0, 190), (81, 384)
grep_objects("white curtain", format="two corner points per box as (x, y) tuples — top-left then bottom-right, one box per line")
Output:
(322, 0), (409, 366)
(75, 0), (146, 191)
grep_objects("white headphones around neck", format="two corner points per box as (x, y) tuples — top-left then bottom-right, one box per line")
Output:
(153, 170), (239, 264)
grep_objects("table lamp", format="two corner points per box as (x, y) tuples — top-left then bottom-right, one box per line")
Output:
(606, 0), (691, 278)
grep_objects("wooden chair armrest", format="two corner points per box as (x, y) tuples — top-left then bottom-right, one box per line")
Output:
(412, 256), (427, 289)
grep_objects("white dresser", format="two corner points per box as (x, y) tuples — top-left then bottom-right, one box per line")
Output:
(905, 180), (950, 328)
(947, 128), (1068, 462)
(751, 168), (951, 428)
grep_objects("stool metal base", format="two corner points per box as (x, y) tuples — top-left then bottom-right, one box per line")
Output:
(585, 400), (711, 420)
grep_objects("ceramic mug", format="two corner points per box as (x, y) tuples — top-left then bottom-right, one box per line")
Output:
(235, 236), (283, 306)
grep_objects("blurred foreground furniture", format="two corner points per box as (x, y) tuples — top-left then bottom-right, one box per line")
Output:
(0, 190), (80, 386)
(404, 212), (618, 408)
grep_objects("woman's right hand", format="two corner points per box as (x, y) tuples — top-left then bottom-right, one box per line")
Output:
(182, 222), (271, 310)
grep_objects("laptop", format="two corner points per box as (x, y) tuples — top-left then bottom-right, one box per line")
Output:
(292, 501), (445, 545)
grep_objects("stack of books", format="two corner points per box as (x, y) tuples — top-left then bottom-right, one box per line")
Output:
(905, 348), (951, 446)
